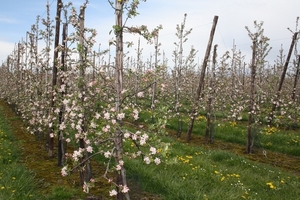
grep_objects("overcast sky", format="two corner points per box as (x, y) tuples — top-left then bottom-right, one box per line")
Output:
(0, 0), (299, 66)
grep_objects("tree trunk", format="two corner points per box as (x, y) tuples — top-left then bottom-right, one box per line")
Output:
(115, 1), (129, 199)
(205, 44), (218, 144)
(186, 15), (218, 142)
(58, 23), (67, 167)
(78, 2), (93, 185)
(48, 0), (62, 158)
(246, 40), (257, 154)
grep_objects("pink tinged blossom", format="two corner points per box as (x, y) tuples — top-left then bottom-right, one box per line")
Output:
(75, 134), (80, 139)
(154, 157), (161, 165)
(70, 111), (75, 118)
(136, 131), (141, 135)
(104, 112), (110, 120)
(59, 123), (66, 130)
(119, 160), (124, 166)
(117, 113), (125, 120)
(54, 108), (60, 114)
(86, 146), (93, 153)
(122, 185), (130, 193)
(144, 156), (151, 164)
(104, 151), (111, 158)
(116, 165), (122, 171)
(133, 109), (139, 120)
(121, 89), (127, 94)
(137, 92), (144, 98)
(83, 182), (89, 193)
(76, 124), (82, 132)
(72, 150), (81, 161)
(140, 137), (147, 145)
(109, 189), (117, 196)
(102, 127), (108, 132)
(90, 121), (97, 129)
(140, 134), (149, 145)
(61, 166), (68, 176)
(150, 147), (157, 155)
(124, 132), (131, 138)
(66, 138), (71, 143)
(111, 119), (116, 124)
(59, 84), (66, 92)
(95, 113), (100, 119)
(132, 134), (137, 140)
(132, 153), (137, 158)
(50, 133), (54, 138)
(102, 124), (110, 132)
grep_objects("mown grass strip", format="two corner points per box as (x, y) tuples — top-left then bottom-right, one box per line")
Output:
(124, 136), (300, 200)
(0, 105), (40, 200)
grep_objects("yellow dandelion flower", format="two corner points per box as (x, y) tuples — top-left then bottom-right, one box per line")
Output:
(266, 182), (276, 189)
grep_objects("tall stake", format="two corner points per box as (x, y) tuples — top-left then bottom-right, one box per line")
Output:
(48, 0), (62, 158)
(292, 55), (300, 101)
(268, 32), (298, 125)
(246, 39), (257, 154)
(186, 15), (218, 142)
(78, 1), (93, 185)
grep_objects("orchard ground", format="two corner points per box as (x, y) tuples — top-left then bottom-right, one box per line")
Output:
(0, 99), (299, 199)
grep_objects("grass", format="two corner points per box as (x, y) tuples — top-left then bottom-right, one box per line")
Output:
(0, 110), (40, 200)
(0, 102), (89, 200)
(160, 112), (300, 156)
(125, 136), (300, 199)
(1, 99), (300, 199)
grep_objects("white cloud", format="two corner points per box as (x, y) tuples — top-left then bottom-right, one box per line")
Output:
(0, 41), (15, 63)
(1, 0), (299, 66)
(0, 16), (17, 24)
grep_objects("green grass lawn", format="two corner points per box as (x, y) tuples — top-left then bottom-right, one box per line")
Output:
(125, 136), (300, 199)
(0, 108), (40, 200)
(1, 100), (300, 200)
